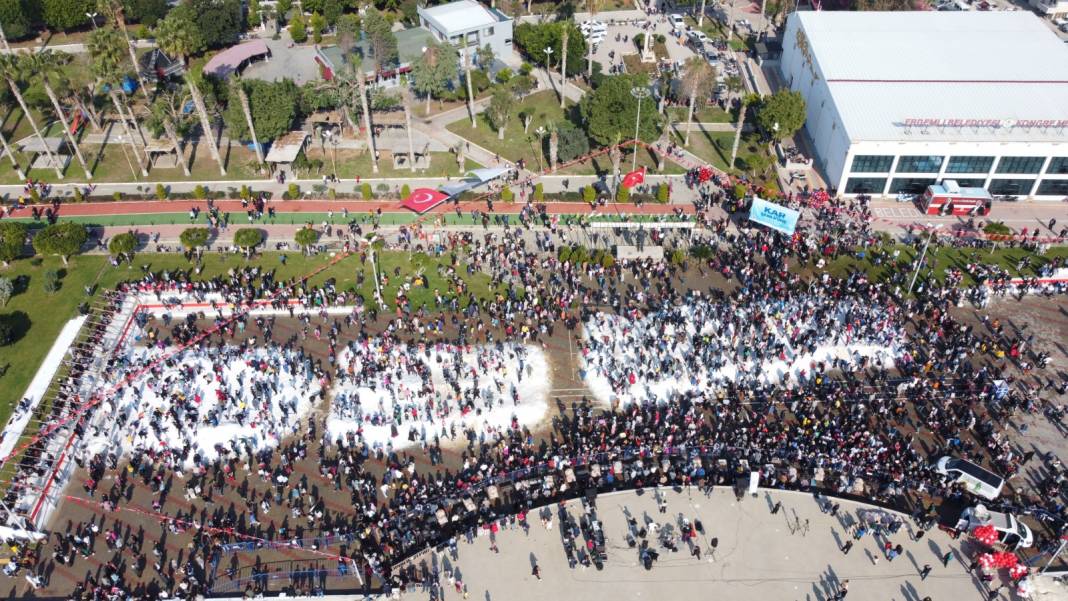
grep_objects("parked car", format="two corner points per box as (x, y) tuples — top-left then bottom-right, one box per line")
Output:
(687, 30), (711, 46)
(934, 456), (1005, 500)
(669, 14), (685, 30)
(954, 505), (1034, 550)
(580, 20), (605, 32)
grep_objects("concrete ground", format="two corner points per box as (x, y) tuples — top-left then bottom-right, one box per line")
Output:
(399, 487), (997, 601)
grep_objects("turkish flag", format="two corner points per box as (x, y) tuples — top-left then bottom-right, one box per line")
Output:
(621, 167), (645, 189)
(401, 188), (449, 214)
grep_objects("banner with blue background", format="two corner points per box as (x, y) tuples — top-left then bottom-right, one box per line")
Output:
(748, 197), (800, 235)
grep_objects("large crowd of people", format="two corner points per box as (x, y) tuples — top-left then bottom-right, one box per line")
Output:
(0, 187), (1066, 601)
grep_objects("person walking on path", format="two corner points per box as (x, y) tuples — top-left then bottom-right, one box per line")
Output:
(532, 563), (541, 580)
(912, 528), (925, 542)
(920, 564), (932, 580)
(841, 540), (853, 555)
(941, 550), (954, 567)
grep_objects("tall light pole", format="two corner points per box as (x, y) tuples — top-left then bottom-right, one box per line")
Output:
(86, 12), (99, 31)
(543, 46), (554, 95)
(630, 86), (650, 171)
(907, 223), (943, 295)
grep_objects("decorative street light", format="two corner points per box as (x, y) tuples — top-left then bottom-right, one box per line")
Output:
(86, 12), (99, 30)
(907, 223), (943, 295)
(630, 86), (651, 171)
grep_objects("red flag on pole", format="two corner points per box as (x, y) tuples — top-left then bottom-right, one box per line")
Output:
(621, 167), (646, 189)
(400, 188), (449, 214)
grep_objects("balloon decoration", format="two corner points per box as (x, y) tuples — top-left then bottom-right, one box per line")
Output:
(972, 524), (999, 546)
(978, 551), (1020, 571)
(1009, 564), (1029, 580)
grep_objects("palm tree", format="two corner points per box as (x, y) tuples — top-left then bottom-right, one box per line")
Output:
(25, 52), (93, 179)
(232, 78), (265, 166)
(98, 0), (151, 100)
(608, 133), (622, 194)
(585, 0), (600, 79)
(321, 59), (378, 175)
(463, 47), (476, 128)
(547, 121), (559, 172)
(730, 96), (750, 171)
(558, 28), (569, 109)
(0, 101), (25, 180)
(150, 87), (193, 176)
(0, 54), (66, 179)
(680, 56), (715, 147)
(355, 66), (378, 174)
(88, 27), (148, 177)
(156, 15), (226, 176)
(401, 82), (416, 173)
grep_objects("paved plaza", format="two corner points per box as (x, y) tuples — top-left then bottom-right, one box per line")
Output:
(399, 487), (993, 601)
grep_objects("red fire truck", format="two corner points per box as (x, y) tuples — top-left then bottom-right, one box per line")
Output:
(922, 180), (992, 216)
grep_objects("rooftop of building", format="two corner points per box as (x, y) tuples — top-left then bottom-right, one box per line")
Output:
(418, 0), (510, 33)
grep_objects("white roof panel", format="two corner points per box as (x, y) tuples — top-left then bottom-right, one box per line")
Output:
(421, 0), (499, 33)
(794, 11), (1068, 143)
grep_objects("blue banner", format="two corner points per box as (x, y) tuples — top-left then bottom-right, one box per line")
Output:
(748, 197), (800, 235)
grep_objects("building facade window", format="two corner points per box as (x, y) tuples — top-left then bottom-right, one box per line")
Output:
(987, 179), (1035, 195)
(484, 27), (495, 36)
(896, 155), (944, 173)
(888, 177), (936, 195)
(844, 177), (886, 194)
(850, 155), (893, 173)
(995, 156), (1045, 174)
(1036, 179), (1068, 196)
(1046, 157), (1068, 175)
(948, 178), (985, 188)
(945, 156), (994, 174)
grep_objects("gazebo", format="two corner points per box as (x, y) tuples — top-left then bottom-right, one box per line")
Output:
(144, 140), (181, 169)
(264, 131), (309, 175)
(16, 137), (70, 171)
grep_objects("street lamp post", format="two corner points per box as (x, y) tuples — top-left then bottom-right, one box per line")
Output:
(543, 46), (554, 87)
(907, 223), (943, 295)
(630, 86), (651, 172)
(86, 12), (99, 30)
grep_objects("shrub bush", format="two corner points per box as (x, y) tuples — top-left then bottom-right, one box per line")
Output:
(42, 270), (60, 295)
(533, 183), (544, 202)
(601, 253), (615, 269)
(984, 221), (1012, 236)
(156, 183), (168, 200)
(401, 184), (411, 199)
(284, 183), (300, 200)
(582, 185), (596, 203)
(616, 185), (630, 203)
(112, 191), (122, 202)
(500, 186), (514, 202)
(361, 183), (373, 199)
(558, 245), (572, 263)
(732, 183), (748, 200)
(194, 184), (208, 199)
(656, 183), (670, 204)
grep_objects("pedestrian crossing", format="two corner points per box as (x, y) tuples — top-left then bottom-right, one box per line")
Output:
(873, 206), (922, 219)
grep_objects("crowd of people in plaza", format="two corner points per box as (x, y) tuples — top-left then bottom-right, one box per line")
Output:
(0, 182), (1066, 601)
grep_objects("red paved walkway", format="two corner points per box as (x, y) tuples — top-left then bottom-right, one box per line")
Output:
(11, 199), (693, 218)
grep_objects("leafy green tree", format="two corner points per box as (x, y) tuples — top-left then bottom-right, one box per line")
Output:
(336, 13), (360, 44)
(108, 231), (137, 263)
(233, 228), (264, 257)
(0, 222), (27, 266)
(125, 0), (169, 26)
(555, 121), (589, 163)
(309, 12), (325, 43)
(41, 0), (93, 31)
(303, 0), (324, 12)
(184, 0), (244, 49)
(512, 21), (586, 77)
(363, 8), (398, 73)
(486, 87), (516, 140)
(180, 227), (210, 257)
(409, 40), (458, 112)
(32, 223), (88, 265)
(323, 0), (342, 25)
(224, 79), (300, 143)
(289, 12), (308, 43)
(0, 0), (37, 40)
(294, 227), (320, 255)
(580, 75), (662, 147)
(0, 313), (14, 346)
(755, 89), (806, 141)
(276, 0), (292, 23)
(0, 277), (12, 307)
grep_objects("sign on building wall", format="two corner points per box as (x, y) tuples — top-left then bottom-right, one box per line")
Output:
(748, 197), (801, 235)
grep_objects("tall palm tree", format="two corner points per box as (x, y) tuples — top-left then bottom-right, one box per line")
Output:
(150, 87), (193, 176)
(0, 100), (25, 180)
(321, 59), (378, 175)
(356, 66), (378, 174)
(402, 82), (416, 173)
(609, 133), (622, 194)
(730, 96), (750, 171)
(98, 0), (151, 100)
(680, 56), (715, 147)
(463, 47), (476, 128)
(88, 27), (148, 177)
(156, 15), (226, 176)
(558, 28), (569, 109)
(585, 0), (600, 79)
(547, 121), (559, 172)
(25, 52), (93, 179)
(0, 54), (63, 179)
(232, 78), (265, 166)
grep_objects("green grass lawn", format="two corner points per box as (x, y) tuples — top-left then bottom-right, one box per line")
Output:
(0, 248), (509, 434)
(676, 128), (776, 187)
(666, 105), (733, 124)
(446, 90), (572, 169)
(301, 149), (481, 180)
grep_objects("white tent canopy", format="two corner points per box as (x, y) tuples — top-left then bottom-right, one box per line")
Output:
(464, 167), (511, 183)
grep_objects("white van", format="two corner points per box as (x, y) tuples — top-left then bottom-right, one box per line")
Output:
(956, 505), (1034, 550)
(934, 456), (1005, 500)
(670, 14), (685, 31)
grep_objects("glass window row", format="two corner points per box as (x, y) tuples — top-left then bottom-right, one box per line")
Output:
(843, 177), (1068, 196)
(849, 155), (1067, 175)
